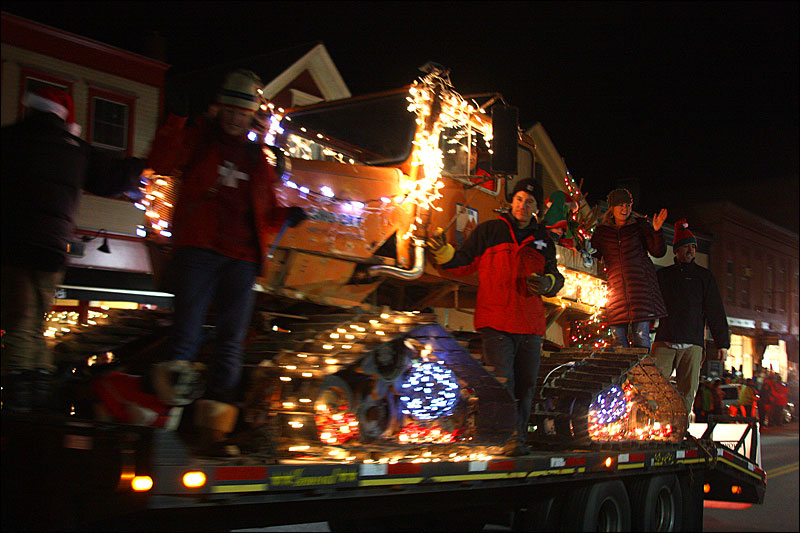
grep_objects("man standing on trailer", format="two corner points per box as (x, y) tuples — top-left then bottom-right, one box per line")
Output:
(428, 178), (564, 456)
(652, 219), (729, 415)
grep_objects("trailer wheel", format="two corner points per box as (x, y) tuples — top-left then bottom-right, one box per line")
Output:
(513, 495), (561, 531)
(628, 474), (683, 531)
(561, 480), (631, 532)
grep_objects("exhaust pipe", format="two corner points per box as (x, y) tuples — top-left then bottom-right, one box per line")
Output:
(368, 238), (426, 280)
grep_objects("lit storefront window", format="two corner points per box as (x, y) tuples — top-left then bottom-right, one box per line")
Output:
(762, 340), (788, 381)
(727, 334), (756, 379)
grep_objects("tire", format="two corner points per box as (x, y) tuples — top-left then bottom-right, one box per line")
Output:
(561, 480), (632, 532)
(513, 495), (561, 531)
(628, 474), (683, 532)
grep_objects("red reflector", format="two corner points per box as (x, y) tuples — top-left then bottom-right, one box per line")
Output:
(387, 463), (422, 476)
(215, 466), (268, 481)
(704, 500), (753, 510)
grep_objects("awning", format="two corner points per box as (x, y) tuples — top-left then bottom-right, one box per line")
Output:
(58, 267), (173, 307)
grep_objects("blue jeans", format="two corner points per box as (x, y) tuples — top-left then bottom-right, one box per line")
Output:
(610, 321), (651, 348)
(479, 327), (543, 440)
(171, 247), (258, 404)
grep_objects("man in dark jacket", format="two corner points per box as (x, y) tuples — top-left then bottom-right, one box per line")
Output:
(2, 86), (145, 411)
(652, 219), (730, 413)
(428, 178), (564, 456)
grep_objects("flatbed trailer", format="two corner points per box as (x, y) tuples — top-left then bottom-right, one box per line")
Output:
(2, 411), (765, 531)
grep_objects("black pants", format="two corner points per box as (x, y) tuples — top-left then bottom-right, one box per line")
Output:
(480, 327), (543, 440)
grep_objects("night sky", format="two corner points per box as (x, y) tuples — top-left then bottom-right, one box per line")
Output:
(4, 1), (798, 231)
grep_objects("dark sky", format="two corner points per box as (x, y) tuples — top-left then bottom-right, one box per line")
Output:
(5, 1), (798, 231)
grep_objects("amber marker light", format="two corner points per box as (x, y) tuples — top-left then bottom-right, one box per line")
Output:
(604, 457), (614, 468)
(183, 471), (206, 489)
(131, 476), (153, 492)
(731, 485), (743, 495)
(703, 483), (711, 494)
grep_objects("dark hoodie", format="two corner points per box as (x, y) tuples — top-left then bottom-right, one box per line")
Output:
(2, 111), (144, 271)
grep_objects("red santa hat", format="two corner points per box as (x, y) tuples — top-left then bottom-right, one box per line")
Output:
(673, 218), (697, 248)
(23, 86), (81, 136)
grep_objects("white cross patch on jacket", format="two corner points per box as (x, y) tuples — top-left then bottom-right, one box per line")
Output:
(217, 161), (250, 188)
(534, 239), (549, 250)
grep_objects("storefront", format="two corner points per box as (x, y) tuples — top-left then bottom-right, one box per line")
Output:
(722, 317), (791, 381)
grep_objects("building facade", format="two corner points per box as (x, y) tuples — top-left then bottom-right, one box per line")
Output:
(688, 200), (799, 382)
(2, 11), (171, 310)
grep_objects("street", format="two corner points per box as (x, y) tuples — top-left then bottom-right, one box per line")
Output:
(241, 422), (799, 532)
(703, 421), (799, 532)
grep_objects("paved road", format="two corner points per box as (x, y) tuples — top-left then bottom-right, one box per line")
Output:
(703, 421), (799, 532)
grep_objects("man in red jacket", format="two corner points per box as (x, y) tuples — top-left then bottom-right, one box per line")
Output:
(147, 70), (304, 455)
(428, 178), (564, 455)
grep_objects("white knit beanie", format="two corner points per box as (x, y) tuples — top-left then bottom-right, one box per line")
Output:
(217, 69), (262, 112)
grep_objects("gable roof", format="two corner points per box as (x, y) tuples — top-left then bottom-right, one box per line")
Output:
(171, 42), (350, 114)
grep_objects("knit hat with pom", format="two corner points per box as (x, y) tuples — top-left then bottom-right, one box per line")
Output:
(673, 218), (697, 248)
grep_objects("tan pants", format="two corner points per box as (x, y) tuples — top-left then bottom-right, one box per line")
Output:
(652, 342), (704, 413)
(1, 266), (63, 373)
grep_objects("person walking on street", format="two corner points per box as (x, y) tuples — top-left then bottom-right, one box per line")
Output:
(759, 373), (775, 426)
(427, 178), (564, 456)
(738, 378), (758, 418)
(2, 86), (145, 412)
(711, 379), (724, 418)
(590, 188), (668, 348)
(652, 219), (730, 415)
(146, 70), (305, 455)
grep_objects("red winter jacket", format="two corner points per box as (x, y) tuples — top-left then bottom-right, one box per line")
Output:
(439, 213), (564, 335)
(147, 114), (287, 262)
(590, 217), (667, 326)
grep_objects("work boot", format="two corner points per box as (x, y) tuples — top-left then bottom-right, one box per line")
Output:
(502, 438), (531, 457)
(151, 360), (205, 406)
(194, 399), (241, 457)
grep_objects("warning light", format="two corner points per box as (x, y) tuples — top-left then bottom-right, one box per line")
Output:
(703, 483), (711, 494)
(131, 476), (153, 492)
(183, 471), (206, 488)
(731, 485), (743, 495)
(604, 457), (614, 468)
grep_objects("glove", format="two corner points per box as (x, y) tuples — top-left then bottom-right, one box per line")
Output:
(427, 227), (454, 264)
(527, 273), (556, 295)
(287, 206), (307, 228)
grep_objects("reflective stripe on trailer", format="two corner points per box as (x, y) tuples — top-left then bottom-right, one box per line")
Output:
(618, 452), (645, 470)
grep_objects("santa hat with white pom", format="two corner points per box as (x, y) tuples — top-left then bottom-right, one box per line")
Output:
(23, 85), (81, 136)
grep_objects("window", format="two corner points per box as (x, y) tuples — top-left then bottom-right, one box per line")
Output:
(766, 261), (775, 312)
(740, 254), (750, 309)
(18, 67), (73, 121)
(88, 86), (135, 156)
(777, 260), (787, 313)
(726, 260), (736, 306)
(284, 90), (416, 165)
